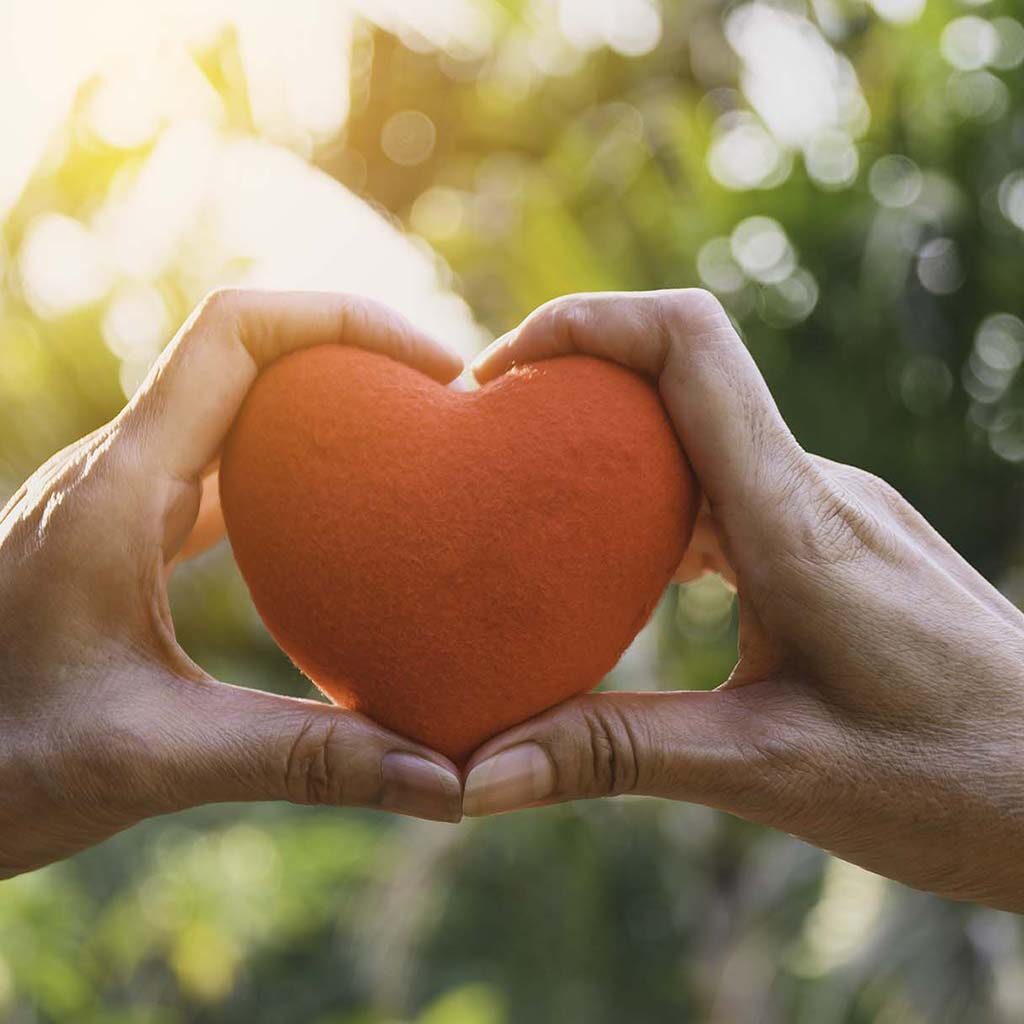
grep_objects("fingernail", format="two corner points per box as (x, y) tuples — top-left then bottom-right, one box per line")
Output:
(380, 752), (463, 823)
(471, 330), (516, 374)
(463, 742), (555, 817)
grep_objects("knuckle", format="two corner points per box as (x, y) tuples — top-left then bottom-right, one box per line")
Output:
(657, 289), (746, 385)
(531, 293), (595, 339)
(571, 700), (641, 797)
(344, 295), (412, 358)
(284, 714), (346, 806)
(174, 286), (264, 367)
(813, 457), (911, 522)
(854, 469), (907, 512)
(773, 462), (883, 572)
(656, 288), (729, 335)
(189, 288), (260, 353)
(196, 286), (249, 323)
(812, 486), (871, 556)
(343, 292), (383, 326)
(662, 287), (723, 319)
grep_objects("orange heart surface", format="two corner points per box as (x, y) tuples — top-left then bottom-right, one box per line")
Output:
(220, 345), (697, 764)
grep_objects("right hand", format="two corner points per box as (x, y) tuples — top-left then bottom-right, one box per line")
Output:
(0, 289), (464, 879)
(464, 289), (1024, 912)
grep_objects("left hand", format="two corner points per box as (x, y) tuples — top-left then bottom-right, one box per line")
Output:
(460, 289), (1024, 911)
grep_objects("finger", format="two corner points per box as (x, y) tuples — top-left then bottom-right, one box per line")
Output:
(472, 291), (808, 541)
(119, 289), (463, 484)
(673, 503), (735, 586)
(461, 688), (778, 817)
(142, 675), (463, 823)
(473, 295), (669, 381)
(176, 467), (225, 562)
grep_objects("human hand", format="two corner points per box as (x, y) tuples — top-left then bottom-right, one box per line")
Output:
(464, 289), (1024, 911)
(0, 289), (464, 879)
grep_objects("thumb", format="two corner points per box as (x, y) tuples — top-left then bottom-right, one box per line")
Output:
(141, 675), (463, 823)
(461, 688), (797, 818)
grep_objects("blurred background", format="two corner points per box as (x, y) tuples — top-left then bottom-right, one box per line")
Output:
(2, 0), (1024, 1020)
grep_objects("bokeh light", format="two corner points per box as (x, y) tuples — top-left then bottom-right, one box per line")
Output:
(558, 0), (663, 57)
(708, 112), (789, 191)
(988, 410), (1024, 462)
(381, 109), (438, 166)
(760, 268), (819, 326)
(731, 217), (794, 284)
(999, 171), (1024, 231)
(725, 3), (868, 150)
(101, 285), (170, 395)
(964, 313), (1024, 409)
(916, 237), (964, 295)
(18, 213), (112, 317)
(869, 154), (924, 208)
(410, 186), (467, 241)
(941, 16), (1001, 71)
(947, 69), (1010, 122)
(991, 17), (1024, 70)
(805, 128), (860, 190)
(697, 237), (746, 294)
(3, 2), (1024, 1021)
(868, 0), (926, 24)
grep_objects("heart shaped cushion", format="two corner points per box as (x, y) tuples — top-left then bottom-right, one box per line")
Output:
(220, 345), (696, 764)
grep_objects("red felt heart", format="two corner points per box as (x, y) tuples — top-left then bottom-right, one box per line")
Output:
(220, 345), (696, 764)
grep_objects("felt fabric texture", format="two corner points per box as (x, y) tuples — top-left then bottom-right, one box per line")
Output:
(220, 345), (697, 764)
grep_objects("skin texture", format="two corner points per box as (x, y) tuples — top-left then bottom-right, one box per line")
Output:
(0, 289), (467, 879)
(5, 286), (1023, 912)
(464, 288), (1024, 913)
(219, 346), (696, 764)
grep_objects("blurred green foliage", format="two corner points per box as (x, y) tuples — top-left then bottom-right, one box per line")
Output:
(2, 1), (1024, 1022)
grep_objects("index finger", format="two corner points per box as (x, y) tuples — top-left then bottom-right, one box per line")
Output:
(472, 289), (806, 545)
(119, 289), (463, 483)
